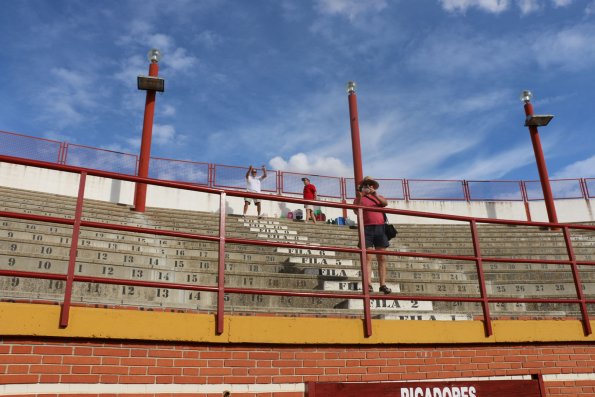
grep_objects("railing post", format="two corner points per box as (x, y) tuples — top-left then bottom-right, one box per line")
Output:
(404, 179), (410, 201)
(469, 220), (493, 337)
(584, 179), (592, 199)
(521, 181), (532, 222)
(561, 226), (592, 335)
(61, 143), (69, 165)
(463, 180), (471, 202)
(341, 178), (348, 219)
(356, 208), (372, 337)
(216, 192), (227, 335)
(209, 164), (214, 187)
(57, 142), (64, 164)
(580, 178), (588, 200)
(59, 171), (87, 328)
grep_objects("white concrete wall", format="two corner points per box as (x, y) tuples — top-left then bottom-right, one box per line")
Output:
(1, 162), (593, 224)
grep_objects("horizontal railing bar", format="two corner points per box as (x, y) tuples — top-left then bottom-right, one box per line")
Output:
(4, 267), (591, 307)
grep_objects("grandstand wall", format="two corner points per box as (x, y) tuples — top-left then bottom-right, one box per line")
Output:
(2, 161), (595, 224)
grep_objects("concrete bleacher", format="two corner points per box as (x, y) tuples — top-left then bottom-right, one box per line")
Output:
(0, 186), (594, 321)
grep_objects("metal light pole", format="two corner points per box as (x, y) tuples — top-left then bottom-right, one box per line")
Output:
(347, 80), (373, 337)
(134, 49), (165, 212)
(347, 81), (364, 188)
(521, 90), (558, 226)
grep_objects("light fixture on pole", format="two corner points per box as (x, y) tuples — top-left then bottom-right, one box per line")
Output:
(521, 90), (558, 227)
(134, 48), (165, 212)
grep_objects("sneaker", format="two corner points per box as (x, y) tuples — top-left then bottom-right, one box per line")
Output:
(379, 285), (392, 294)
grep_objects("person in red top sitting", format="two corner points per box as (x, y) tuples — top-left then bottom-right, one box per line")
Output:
(301, 177), (317, 224)
(353, 177), (392, 294)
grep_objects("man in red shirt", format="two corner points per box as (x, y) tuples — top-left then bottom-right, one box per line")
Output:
(301, 177), (317, 224)
(353, 177), (392, 294)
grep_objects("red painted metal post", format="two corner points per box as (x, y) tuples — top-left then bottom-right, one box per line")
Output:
(59, 171), (86, 327)
(580, 178), (588, 200)
(134, 60), (160, 212)
(216, 192), (227, 335)
(561, 226), (592, 335)
(469, 220), (493, 337)
(463, 180), (471, 202)
(356, 207), (372, 337)
(341, 177), (348, 219)
(347, 82), (364, 188)
(521, 181), (532, 222)
(347, 82), (372, 336)
(524, 101), (558, 226)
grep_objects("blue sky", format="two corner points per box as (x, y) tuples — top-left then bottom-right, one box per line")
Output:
(1, 0), (595, 181)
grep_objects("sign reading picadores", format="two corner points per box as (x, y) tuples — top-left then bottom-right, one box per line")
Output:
(307, 378), (544, 397)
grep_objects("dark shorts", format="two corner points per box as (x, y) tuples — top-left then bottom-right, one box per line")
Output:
(363, 224), (390, 249)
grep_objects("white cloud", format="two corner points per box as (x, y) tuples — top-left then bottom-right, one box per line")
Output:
(532, 24), (595, 71)
(439, 145), (536, 180)
(39, 67), (102, 128)
(125, 136), (140, 150)
(586, 0), (595, 15)
(439, 0), (510, 13)
(315, 0), (388, 20)
(196, 30), (223, 49)
(440, 0), (570, 14)
(518, 0), (541, 14)
(269, 152), (351, 177)
(116, 22), (198, 74)
(553, 155), (595, 178)
(153, 124), (186, 146)
(166, 48), (198, 72)
(406, 29), (522, 77)
(159, 104), (176, 117)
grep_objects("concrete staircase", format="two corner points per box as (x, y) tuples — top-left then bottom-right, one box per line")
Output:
(0, 186), (594, 321)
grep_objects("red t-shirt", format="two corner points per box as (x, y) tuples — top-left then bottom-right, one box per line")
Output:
(356, 195), (385, 225)
(303, 184), (317, 200)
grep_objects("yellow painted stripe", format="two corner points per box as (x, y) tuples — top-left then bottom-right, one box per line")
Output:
(1, 302), (593, 344)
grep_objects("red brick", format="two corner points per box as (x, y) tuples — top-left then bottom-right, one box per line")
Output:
(120, 357), (156, 366)
(91, 365), (128, 375)
(74, 347), (93, 355)
(147, 366), (182, 375)
(42, 355), (63, 364)
(32, 346), (73, 355)
(60, 374), (100, 383)
(94, 348), (130, 357)
(174, 375), (208, 384)
(99, 374), (119, 383)
(0, 355), (41, 364)
(39, 374), (60, 383)
(118, 375), (155, 383)
(249, 352), (279, 360)
(72, 365), (91, 374)
(10, 346), (32, 354)
(200, 367), (233, 376)
(6, 365), (28, 374)
(30, 364), (70, 374)
(131, 349), (148, 357)
(63, 356), (101, 365)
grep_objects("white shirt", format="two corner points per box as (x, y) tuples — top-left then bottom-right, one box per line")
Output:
(246, 175), (265, 193)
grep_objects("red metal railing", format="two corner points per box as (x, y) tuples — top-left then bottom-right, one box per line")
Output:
(1, 129), (595, 204)
(280, 171), (343, 199)
(0, 154), (594, 338)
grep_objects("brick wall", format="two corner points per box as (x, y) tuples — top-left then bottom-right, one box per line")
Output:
(1, 338), (594, 396)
